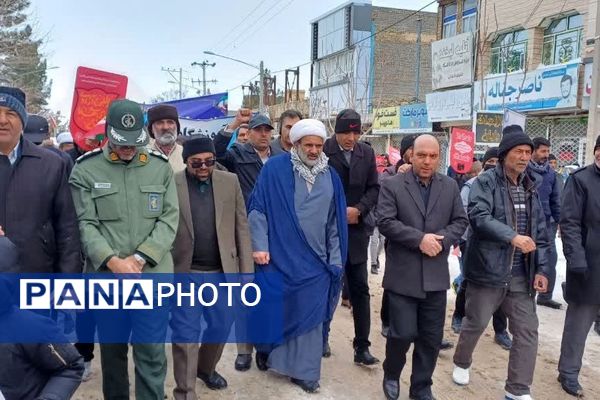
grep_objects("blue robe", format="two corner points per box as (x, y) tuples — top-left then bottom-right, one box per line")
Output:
(248, 153), (348, 380)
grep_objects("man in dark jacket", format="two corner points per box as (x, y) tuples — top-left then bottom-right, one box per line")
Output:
(324, 109), (380, 366)
(0, 236), (84, 400)
(214, 110), (284, 204)
(0, 86), (81, 274)
(377, 134), (468, 400)
(556, 135), (600, 398)
(452, 126), (550, 400)
(528, 137), (562, 309)
(270, 109), (302, 153)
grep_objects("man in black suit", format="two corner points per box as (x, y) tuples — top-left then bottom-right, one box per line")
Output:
(377, 134), (468, 400)
(323, 109), (380, 365)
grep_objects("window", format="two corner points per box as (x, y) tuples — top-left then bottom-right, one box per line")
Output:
(443, 3), (457, 38)
(462, 0), (477, 33)
(490, 30), (528, 74)
(317, 9), (347, 59)
(313, 50), (353, 87)
(542, 14), (583, 65)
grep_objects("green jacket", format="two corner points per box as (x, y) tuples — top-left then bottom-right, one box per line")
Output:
(69, 145), (179, 273)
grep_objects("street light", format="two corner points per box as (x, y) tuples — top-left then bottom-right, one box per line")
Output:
(203, 50), (265, 111)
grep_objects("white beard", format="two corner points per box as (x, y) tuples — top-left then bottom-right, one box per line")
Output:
(297, 147), (318, 167)
(156, 132), (176, 146)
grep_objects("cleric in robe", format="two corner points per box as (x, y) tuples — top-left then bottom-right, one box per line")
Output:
(247, 118), (348, 393)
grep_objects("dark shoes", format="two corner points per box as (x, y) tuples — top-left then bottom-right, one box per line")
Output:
(354, 349), (380, 365)
(495, 331), (513, 350)
(234, 354), (252, 371)
(594, 321), (600, 336)
(383, 376), (400, 400)
(256, 351), (269, 371)
(440, 338), (454, 351)
(537, 298), (562, 309)
(197, 370), (227, 390)
(451, 315), (462, 334)
(381, 325), (390, 338)
(371, 264), (379, 274)
(322, 342), (331, 358)
(291, 378), (320, 393)
(558, 375), (584, 397)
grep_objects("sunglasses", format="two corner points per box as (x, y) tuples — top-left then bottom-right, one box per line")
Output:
(189, 159), (216, 168)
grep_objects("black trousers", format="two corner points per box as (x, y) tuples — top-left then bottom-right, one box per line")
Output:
(381, 289), (389, 328)
(384, 291), (446, 398)
(75, 309), (96, 362)
(346, 260), (371, 350)
(453, 280), (507, 334)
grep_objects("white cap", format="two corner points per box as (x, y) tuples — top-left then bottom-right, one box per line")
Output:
(56, 131), (73, 145)
(289, 119), (327, 144)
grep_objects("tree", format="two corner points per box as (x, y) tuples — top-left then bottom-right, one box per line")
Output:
(149, 87), (190, 104)
(0, 0), (51, 113)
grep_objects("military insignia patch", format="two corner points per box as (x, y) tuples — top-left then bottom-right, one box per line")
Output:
(110, 152), (119, 161)
(122, 113), (136, 128)
(139, 153), (148, 163)
(148, 193), (161, 212)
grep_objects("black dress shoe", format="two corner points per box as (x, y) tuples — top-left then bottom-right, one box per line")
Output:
(558, 375), (584, 397)
(322, 342), (331, 358)
(440, 338), (454, 351)
(354, 349), (379, 365)
(234, 354), (252, 371)
(381, 325), (389, 338)
(197, 370), (227, 390)
(256, 351), (269, 371)
(291, 378), (320, 393)
(383, 376), (399, 400)
(537, 298), (562, 309)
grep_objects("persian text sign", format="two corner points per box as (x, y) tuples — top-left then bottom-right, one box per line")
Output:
(431, 32), (474, 90)
(372, 106), (400, 134)
(399, 103), (432, 133)
(69, 67), (128, 141)
(474, 111), (503, 144)
(450, 128), (475, 174)
(426, 88), (472, 122)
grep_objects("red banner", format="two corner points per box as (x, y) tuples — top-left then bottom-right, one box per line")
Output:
(388, 146), (401, 166)
(450, 128), (475, 174)
(69, 67), (128, 147)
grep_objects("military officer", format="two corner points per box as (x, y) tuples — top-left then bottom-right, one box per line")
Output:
(69, 99), (179, 400)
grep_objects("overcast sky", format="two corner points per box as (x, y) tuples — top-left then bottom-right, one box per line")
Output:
(31, 0), (438, 116)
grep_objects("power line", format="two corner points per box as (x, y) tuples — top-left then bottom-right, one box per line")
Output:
(228, 73), (260, 92)
(213, 0), (272, 52)
(235, 0), (297, 46)
(220, 0), (283, 52)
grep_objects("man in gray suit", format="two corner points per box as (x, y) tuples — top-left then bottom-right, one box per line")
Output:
(170, 137), (254, 400)
(377, 135), (468, 400)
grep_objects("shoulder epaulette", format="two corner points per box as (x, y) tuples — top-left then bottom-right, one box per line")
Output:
(75, 148), (102, 163)
(148, 149), (169, 162)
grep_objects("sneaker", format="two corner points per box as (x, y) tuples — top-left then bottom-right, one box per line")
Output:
(82, 361), (93, 382)
(504, 391), (533, 400)
(452, 364), (469, 386)
(494, 331), (513, 350)
(451, 315), (462, 334)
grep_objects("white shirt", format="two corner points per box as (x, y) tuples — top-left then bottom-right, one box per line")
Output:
(0, 140), (20, 165)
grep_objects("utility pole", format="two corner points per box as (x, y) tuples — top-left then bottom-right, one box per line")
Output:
(415, 18), (423, 101)
(586, 1), (600, 164)
(191, 60), (217, 95)
(161, 67), (184, 99)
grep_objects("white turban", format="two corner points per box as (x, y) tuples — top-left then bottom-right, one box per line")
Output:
(56, 131), (73, 145)
(289, 119), (327, 144)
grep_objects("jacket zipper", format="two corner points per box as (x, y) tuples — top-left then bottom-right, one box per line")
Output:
(48, 344), (67, 366)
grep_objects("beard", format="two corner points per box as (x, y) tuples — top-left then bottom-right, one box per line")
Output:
(156, 132), (177, 146)
(297, 146), (318, 167)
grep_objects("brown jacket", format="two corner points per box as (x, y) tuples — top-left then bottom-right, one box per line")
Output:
(172, 169), (253, 274)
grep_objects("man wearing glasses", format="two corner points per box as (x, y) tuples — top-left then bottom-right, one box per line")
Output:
(170, 136), (253, 399)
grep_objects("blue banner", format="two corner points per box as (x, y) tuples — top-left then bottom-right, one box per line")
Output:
(145, 92), (228, 119)
(0, 273), (283, 344)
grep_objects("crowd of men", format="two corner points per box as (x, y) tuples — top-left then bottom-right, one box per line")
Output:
(0, 84), (599, 400)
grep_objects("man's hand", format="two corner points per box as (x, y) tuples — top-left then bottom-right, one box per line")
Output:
(397, 163), (412, 174)
(347, 207), (361, 225)
(0, 225), (4, 236)
(126, 255), (146, 269)
(419, 234), (444, 257)
(227, 108), (252, 131)
(533, 274), (549, 293)
(253, 252), (270, 265)
(106, 256), (143, 274)
(511, 235), (536, 254)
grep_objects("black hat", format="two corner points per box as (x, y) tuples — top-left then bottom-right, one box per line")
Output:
(595, 135), (600, 153)
(182, 136), (216, 162)
(400, 134), (417, 157)
(482, 146), (499, 165)
(498, 125), (533, 159)
(147, 104), (181, 138)
(23, 114), (49, 145)
(334, 109), (361, 133)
